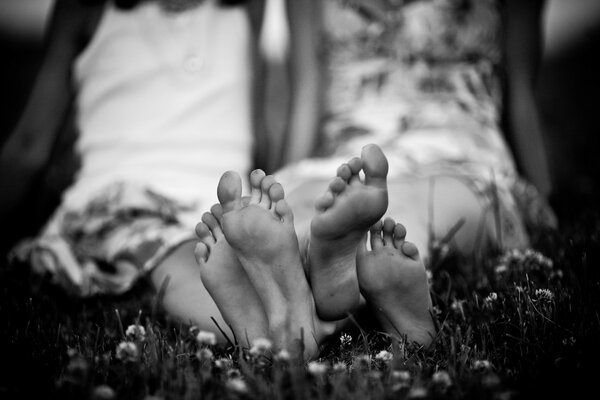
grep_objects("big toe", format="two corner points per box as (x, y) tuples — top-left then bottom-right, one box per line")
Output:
(217, 171), (243, 213)
(361, 144), (388, 188)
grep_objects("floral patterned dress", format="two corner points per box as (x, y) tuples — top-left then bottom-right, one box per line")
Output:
(277, 0), (555, 248)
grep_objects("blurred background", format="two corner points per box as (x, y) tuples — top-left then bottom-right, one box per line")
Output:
(0, 0), (599, 245)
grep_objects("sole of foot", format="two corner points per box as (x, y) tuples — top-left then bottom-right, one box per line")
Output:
(308, 144), (389, 321)
(217, 169), (320, 357)
(356, 217), (434, 346)
(194, 203), (268, 346)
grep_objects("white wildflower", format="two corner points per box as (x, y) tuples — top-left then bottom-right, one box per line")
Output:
(249, 337), (272, 356)
(214, 358), (233, 370)
(339, 333), (352, 347)
(534, 288), (554, 303)
(307, 361), (329, 376)
(92, 384), (116, 400)
(274, 349), (291, 362)
(486, 292), (498, 302)
(226, 377), (248, 394)
(125, 324), (146, 340)
(391, 370), (411, 384)
(196, 348), (214, 362)
(115, 341), (139, 362)
(332, 362), (347, 373)
(473, 359), (493, 371)
(375, 350), (393, 362)
(432, 370), (452, 389)
(407, 386), (428, 399)
(196, 330), (217, 346)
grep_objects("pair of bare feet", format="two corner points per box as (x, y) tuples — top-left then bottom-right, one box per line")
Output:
(194, 144), (434, 358)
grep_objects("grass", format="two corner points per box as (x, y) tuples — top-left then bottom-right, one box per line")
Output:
(1, 204), (599, 400)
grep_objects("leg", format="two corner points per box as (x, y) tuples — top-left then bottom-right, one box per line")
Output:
(216, 169), (333, 358)
(194, 203), (269, 347)
(357, 217), (434, 345)
(306, 144), (389, 320)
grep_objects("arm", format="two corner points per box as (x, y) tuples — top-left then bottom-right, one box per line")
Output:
(504, 0), (553, 197)
(0, 0), (94, 223)
(280, 0), (323, 166)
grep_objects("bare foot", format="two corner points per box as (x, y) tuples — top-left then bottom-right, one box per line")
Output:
(217, 169), (321, 357)
(357, 217), (434, 346)
(309, 144), (389, 320)
(194, 204), (268, 346)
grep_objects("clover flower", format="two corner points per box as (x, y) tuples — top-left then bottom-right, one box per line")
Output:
(249, 337), (272, 356)
(91, 384), (116, 400)
(196, 330), (217, 346)
(115, 341), (139, 362)
(432, 370), (452, 389)
(486, 292), (498, 302)
(214, 357), (233, 370)
(407, 386), (428, 399)
(375, 350), (393, 362)
(125, 324), (146, 341)
(196, 348), (214, 362)
(473, 359), (493, 371)
(307, 361), (329, 376)
(226, 377), (248, 394)
(274, 349), (291, 362)
(332, 362), (347, 373)
(340, 333), (352, 348)
(534, 288), (554, 303)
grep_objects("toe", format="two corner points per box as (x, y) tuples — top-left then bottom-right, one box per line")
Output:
(315, 191), (335, 212)
(275, 199), (294, 224)
(370, 221), (384, 250)
(194, 242), (209, 264)
(392, 223), (407, 249)
(195, 222), (212, 240)
(260, 175), (276, 208)
(401, 241), (420, 260)
(382, 217), (395, 246)
(268, 182), (285, 203)
(217, 171), (243, 214)
(361, 144), (388, 188)
(329, 177), (346, 194)
(202, 212), (223, 240)
(336, 163), (352, 181)
(210, 203), (223, 222)
(250, 169), (266, 205)
(347, 157), (362, 175)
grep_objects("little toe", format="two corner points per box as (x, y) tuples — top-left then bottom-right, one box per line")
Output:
(392, 223), (407, 249)
(400, 241), (420, 260)
(329, 177), (346, 194)
(370, 221), (384, 250)
(315, 191), (335, 212)
(250, 169), (266, 204)
(194, 242), (209, 264)
(275, 199), (294, 224)
(382, 217), (396, 246)
(202, 212), (224, 239)
(217, 171), (243, 213)
(259, 175), (276, 208)
(268, 182), (285, 203)
(361, 144), (389, 188)
(336, 164), (352, 181)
